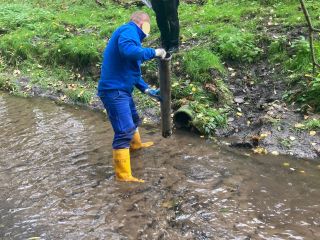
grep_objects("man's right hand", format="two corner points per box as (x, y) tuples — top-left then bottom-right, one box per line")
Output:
(155, 48), (166, 59)
(145, 88), (161, 101)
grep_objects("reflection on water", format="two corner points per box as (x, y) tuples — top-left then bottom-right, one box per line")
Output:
(0, 92), (319, 240)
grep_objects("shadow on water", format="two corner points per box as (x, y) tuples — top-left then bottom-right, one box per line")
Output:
(0, 92), (319, 240)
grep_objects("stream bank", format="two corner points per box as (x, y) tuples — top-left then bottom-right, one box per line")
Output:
(3, 69), (320, 160)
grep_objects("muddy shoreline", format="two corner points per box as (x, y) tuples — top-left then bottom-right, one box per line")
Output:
(3, 74), (319, 160)
(214, 60), (320, 160)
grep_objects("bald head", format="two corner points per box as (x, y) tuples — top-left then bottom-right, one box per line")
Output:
(131, 11), (150, 26)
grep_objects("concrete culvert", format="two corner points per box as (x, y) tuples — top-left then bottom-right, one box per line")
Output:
(173, 105), (194, 129)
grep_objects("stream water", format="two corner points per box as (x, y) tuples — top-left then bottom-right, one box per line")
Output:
(0, 92), (319, 240)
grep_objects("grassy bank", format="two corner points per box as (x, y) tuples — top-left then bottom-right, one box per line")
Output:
(0, 0), (319, 135)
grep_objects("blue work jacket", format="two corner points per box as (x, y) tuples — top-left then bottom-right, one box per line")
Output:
(98, 21), (156, 95)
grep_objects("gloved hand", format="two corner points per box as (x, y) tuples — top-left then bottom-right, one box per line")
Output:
(155, 48), (166, 59)
(145, 88), (161, 101)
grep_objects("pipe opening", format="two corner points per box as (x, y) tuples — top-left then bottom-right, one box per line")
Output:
(161, 53), (172, 61)
(173, 111), (192, 129)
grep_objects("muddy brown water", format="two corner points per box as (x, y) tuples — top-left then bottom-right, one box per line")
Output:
(0, 92), (319, 240)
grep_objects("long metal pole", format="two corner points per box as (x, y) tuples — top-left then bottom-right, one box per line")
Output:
(158, 53), (172, 138)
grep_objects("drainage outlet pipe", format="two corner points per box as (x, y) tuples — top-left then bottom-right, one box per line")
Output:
(159, 53), (172, 138)
(173, 104), (194, 129)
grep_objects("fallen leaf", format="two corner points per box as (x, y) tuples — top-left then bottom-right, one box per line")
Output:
(13, 69), (21, 75)
(311, 142), (316, 146)
(310, 131), (316, 136)
(228, 117), (235, 122)
(236, 112), (243, 117)
(162, 200), (174, 208)
(267, 110), (274, 116)
(260, 132), (270, 139)
(299, 170), (305, 174)
(204, 83), (216, 92)
(289, 136), (296, 141)
(77, 90), (84, 98)
(67, 83), (77, 90)
(234, 96), (244, 104)
(253, 147), (267, 154)
(283, 162), (290, 167)
(60, 95), (67, 101)
(294, 123), (305, 129)
(271, 151), (279, 156)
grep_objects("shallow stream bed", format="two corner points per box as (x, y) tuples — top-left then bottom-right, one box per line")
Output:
(0, 93), (319, 239)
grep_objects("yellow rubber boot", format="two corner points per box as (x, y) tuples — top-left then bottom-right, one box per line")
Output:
(130, 130), (154, 151)
(113, 148), (144, 183)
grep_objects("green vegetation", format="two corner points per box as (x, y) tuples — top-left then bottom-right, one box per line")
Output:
(183, 48), (224, 83)
(190, 102), (227, 136)
(304, 118), (320, 130)
(1, 0), (320, 136)
(279, 138), (292, 149)
(217, 32), (263, 63)
(0, 76), (18, 93)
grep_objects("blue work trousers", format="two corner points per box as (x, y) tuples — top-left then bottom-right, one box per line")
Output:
(99, 90), (141, 149)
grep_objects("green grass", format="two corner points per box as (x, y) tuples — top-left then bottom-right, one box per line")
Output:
(304, 118), (320, 130)
(64, 87), (93, 104)
(296, 75), (320, 112)
(1, 0), (320, 135)
(182, 47), (225, 83)
(286, 37), (312, 72)
(216, 31), (263, 63)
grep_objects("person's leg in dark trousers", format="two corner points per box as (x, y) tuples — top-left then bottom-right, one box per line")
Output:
(151, 0), (170, 49)
(166, 0), (179, 50)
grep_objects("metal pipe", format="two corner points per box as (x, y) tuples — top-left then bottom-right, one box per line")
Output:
(158, 53), (172, 138)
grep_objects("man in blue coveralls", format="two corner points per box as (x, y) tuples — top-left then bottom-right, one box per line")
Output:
(97, 12), (167, 183)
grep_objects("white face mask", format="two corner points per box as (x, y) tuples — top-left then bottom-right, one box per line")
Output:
(141, 22), (151, 35)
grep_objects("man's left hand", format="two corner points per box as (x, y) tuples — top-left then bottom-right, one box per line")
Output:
(145, 88), (161, 101)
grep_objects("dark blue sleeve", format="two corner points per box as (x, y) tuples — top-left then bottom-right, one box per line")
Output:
(135, 77), (149, 93)
(118, 28), (156, 61)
